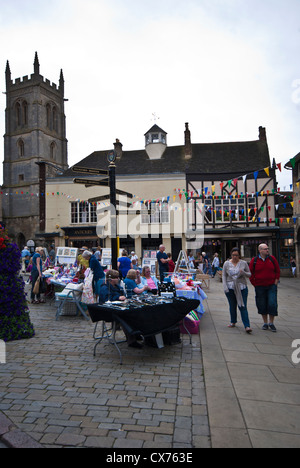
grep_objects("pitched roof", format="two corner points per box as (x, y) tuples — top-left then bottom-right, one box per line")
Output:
(62, 139), (270, 179)
(144, 124), (168, 135)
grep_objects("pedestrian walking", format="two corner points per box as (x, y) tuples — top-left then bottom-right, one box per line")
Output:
(222, 248), (252, 333)
(249, 244), (280, 332)
(290, 256), (297, 277)
(211, 253), (220, 278)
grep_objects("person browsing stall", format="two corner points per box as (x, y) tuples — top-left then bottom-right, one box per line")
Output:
(82, 250), (105, 297)
(156, 245), (169, 282)
(117, 250), (133, 279)
(31, 247), (45, 304)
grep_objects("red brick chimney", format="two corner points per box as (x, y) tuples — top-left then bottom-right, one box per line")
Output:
(184, 123), (192, 160)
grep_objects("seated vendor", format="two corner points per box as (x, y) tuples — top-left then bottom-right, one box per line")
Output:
(98, 269), (126, 303)
(99, 270), (143, 349)
(139, 266), (159, 295)
(124, 269), (150, 298)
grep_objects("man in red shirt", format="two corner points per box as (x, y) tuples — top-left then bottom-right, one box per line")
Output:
(249, 244), (280, 332)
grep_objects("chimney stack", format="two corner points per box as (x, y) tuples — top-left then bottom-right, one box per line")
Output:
(184, 123), (192, 160)
(114, 139), (123, 159)
(259, 126), (267, 142)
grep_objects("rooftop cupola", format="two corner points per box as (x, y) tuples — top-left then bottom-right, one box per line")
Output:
(144, 124), (167, 160)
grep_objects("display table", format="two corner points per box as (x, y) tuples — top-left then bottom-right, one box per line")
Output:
(176, 289), (206, 317)
(88, 297), (200, 364)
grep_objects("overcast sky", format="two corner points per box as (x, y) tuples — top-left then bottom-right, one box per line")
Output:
(1, 0), (299, 189)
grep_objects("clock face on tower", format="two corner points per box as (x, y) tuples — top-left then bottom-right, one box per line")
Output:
(107, 150), (116, 163)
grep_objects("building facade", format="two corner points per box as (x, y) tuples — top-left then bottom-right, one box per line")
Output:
(43, 123), (279, 265)
(286, 153), (300, 276)
(2, 53), (68, 246)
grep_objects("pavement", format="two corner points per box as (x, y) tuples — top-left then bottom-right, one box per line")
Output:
(0, 276), (299, 448)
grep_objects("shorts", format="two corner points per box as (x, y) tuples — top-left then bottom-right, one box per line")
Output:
(255, 284), (278, 316)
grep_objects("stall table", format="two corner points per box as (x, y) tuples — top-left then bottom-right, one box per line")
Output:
(88, 297), (200, 364)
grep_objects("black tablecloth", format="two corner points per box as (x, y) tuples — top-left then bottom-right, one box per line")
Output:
(88, 298), (200, 338)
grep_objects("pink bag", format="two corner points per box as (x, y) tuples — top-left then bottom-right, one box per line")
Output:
(81, 269), (96, 304)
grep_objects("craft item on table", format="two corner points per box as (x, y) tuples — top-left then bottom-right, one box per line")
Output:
(173, 277), (192, 290)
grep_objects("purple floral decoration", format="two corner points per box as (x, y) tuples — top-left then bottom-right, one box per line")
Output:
(0, 228), (35, 342)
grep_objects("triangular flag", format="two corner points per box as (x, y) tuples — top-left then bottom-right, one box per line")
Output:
(254, 171), (259, 180)
(264, 167), (270, 177)
(290, 157), (296, 168)
(276, 163), (282, 172)
(228, 180), (232, 188)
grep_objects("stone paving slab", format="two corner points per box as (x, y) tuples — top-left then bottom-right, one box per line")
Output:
(1, 276), (300, 448)
(200, 276), (300, 448)
(0, 285), (209, 448)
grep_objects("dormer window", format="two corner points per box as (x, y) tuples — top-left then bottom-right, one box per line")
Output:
(145, 124), (167, 147)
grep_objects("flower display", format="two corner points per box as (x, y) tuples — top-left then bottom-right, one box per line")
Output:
(0, 227), (35, 342)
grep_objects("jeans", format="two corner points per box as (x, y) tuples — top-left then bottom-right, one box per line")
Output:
(31, 270), (41, 300)
(225, 287), (251, 328)
(255, 284), (278, 316)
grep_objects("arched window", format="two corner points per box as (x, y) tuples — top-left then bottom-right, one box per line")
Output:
(50, 141), (56, 160)
(46, 104), (51, 128)
(15, 100), (28, 128)
(15, 102), (21, 127)
(22, 101), (28, 125)
(53, 106), (57, 132)
(46, 102), (59, 132)
(17, 139), (25, 157)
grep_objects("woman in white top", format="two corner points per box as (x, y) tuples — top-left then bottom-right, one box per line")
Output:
(222, 248), (252, 333)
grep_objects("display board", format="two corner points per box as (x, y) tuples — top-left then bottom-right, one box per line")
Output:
(56, 247), (78, 265)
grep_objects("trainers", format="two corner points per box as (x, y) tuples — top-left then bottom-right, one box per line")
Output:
(262, 324), (269, 331)
(269, 323), (277, 332)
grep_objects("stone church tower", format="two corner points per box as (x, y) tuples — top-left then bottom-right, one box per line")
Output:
(2, 52), (68, 245)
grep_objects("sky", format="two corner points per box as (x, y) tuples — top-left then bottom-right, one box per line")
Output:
(0, 0), (299, 190)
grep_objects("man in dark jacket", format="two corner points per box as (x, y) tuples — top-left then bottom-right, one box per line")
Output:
(249, 244), (280, 332)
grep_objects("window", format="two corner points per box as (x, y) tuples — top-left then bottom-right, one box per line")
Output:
(205, 196), (257, 223)
(50, 142), (56, 160)
(17, 139), (25, 157)
(15, 100), (28, 128)
(141, 202), (169, 224)
(71, 202), (97, 224)
(46, 102), (58, 131)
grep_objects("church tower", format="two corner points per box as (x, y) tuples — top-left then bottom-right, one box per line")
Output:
(3, 52), (68, 244)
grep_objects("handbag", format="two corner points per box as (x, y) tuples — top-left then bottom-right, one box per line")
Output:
(33, 277), (40, 295)
(81, 269), (96, 304)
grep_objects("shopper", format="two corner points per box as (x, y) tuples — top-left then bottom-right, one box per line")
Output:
(222, 248), (252, 333)
(290, 256), (297, 277)
(82, 250), (105, 297)
(249, 244), (280, 332)
(31, 247), (45, 304)
(156, 245), (169, 282)
(117, 250), (133, 279)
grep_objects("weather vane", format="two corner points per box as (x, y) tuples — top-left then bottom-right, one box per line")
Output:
(151, 113), (160, 123)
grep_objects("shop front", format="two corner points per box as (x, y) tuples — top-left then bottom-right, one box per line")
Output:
(62, 226), (104, 250)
